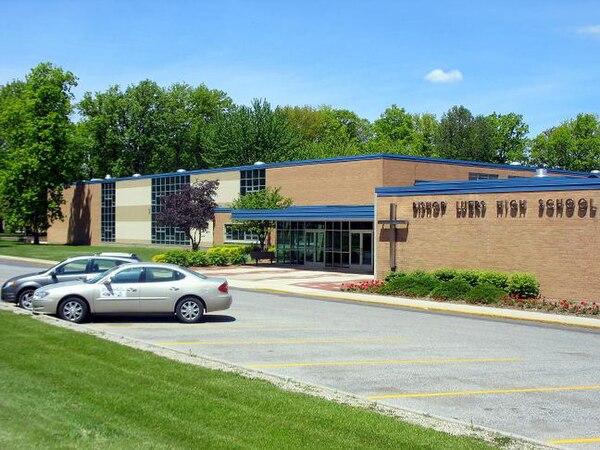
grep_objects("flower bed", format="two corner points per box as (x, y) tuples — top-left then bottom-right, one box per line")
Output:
(341, 269), (599, 316)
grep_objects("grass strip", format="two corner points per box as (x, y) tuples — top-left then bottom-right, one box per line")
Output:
(0, 310), (494, 449)
(0, 242), (165, 263)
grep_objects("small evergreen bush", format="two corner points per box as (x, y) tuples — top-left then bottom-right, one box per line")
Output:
(431, 268), (460, 282)
(508, 273), (540, 298)
(161, 249), (190, 266)
(465, 283), (507, 304)
(380, 271), (440, 297)
(477, 271), (509, 290)
(430, 279), (472, 301)
(455, 269), (480, 287)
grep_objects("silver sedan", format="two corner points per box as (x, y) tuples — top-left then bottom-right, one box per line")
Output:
(31, 263), (232, 323)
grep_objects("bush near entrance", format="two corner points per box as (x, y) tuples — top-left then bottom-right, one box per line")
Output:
(152, 245), (251, 266)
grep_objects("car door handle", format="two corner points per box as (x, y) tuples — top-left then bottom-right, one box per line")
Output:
(169, 287), (180, 291)
(126, 288), (137, 292)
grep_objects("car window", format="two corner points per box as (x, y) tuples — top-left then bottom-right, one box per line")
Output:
(112, 267), (143, 284)
(90, 258), (121, 273)
(55, 259), (88, 275)
(145, 268), (183, 282)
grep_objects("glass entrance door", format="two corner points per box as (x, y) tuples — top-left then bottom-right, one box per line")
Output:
(304, 230), (325, 267)
(350, 232), (373, 270)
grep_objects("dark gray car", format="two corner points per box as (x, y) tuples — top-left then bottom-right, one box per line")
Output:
(1, 252), (140, 310)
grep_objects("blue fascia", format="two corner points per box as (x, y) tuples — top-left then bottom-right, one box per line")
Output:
(230, 205), (374, 221)
(70, 153), (590, 186)
(376, 176), (600, 197)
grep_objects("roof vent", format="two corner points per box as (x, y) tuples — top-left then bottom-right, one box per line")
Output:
(509, 161), (521, 166)
(176, 169), (186, 173)
(89, 178), (102, 181)
(132, 173), (142, 177)
(535, 168), (548, 177)
(590, 170), (600, 178)
(105, 174), (112, 179)
(254, 161), (265, 165)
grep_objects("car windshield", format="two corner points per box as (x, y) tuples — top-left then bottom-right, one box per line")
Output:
(85, 267), (118, 284)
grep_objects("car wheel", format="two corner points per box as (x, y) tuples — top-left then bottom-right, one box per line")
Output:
(176, 297), (204, 323)
(18, 289), (35, 311)
(58, 297), (89, 323)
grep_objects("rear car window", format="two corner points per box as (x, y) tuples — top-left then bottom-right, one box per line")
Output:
(145, 268), (183, 282)
(55, 259), (88, 275)
(90, 259), (121, 273)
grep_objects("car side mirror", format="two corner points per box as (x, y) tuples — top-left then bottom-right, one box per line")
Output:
(103, 277), (112, 285)
(49, 270), (57, 277)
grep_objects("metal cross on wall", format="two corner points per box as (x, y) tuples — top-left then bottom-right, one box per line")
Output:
(377, 203), (408, 272)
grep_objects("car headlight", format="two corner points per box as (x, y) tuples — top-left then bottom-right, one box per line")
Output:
(3, 281), (16, 289)
(34, 290), (50, 299)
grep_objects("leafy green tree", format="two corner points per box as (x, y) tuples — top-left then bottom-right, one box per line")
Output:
(435, 106), (496, 162)
(231, 187), (293, 251)
(371, 105), (415, 153)
(412, 113), (439, 157)
(486, 112), (529, 164)
(530, 114), (600, 171)
(0, 63), (79, 243)
(207, 99), (301, 167)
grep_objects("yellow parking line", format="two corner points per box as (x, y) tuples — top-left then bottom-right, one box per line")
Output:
(548, 437), (600, 445)
(158, 337), (406, 346)
(368, 384), (600, 399)
(248, 357), (523, 368)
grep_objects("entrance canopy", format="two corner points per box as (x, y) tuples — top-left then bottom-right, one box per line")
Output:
(231, 205), (374, 221)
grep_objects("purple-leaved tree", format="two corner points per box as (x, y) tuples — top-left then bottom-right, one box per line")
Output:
(156, 180), (219, 250)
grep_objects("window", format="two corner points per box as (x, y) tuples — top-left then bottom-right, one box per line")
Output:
(225, 224), (259, 243)
(112, 267), (143, 284)
(56, 259), (88, 275)
(101, 182), (116, 242)
(240, 169), (265, 195)
(468, 172), (499, 180)
(145, 268), (183, 282)
(90, 258), (122, 273)
(151, 175), (190, 245)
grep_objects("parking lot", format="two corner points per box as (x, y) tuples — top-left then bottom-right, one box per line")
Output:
(2, 259), (600, 448)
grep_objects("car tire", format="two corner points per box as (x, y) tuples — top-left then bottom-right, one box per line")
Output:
(18, 289), (35, 311)
(176, 297), (204, 323)
(58, 297), (89, 324)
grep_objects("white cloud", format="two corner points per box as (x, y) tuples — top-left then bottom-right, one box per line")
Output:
(576, 25), (600, 36)
(424, 69), (463, 83)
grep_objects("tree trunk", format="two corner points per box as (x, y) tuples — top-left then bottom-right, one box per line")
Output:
(0, 217), (4, 234)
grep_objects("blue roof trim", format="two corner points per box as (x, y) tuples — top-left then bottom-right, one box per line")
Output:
(231, 205), (374, 221)
(70, 153), (590, 185)
(214, 207), (232, 213)
(376, 176), (600, 197)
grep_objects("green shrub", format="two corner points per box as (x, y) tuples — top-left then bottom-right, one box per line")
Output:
(152, 253), (167, 263)
(465, 283), (507, 304)
(430, 279), (472, 301)
(380, 272), (440, 298)
(508, 273), (540, 298)
(454, 269), (480, 287)
(431, 268), (460, 282)
(161, 249), (191, 266)
(187, 251), (209, 266)
(207, 245), (249, 265)
(206, 252), (228, 266)
(384, 271), (409, 283)
(477, 271), (509, 290)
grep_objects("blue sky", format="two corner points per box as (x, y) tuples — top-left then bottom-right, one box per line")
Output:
(1, 0), (599, 135)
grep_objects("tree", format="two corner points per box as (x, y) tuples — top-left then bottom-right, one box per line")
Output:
(529, 114), (600, 172)
(231, 187), (293, 251)
(0, 63), (79, 244)
(486, 112), (529, 164)
(435, 105), (496, 163)
(206, 99), (301, 167)
(370, 105), (415, 153)
(155, 180), (219, 250)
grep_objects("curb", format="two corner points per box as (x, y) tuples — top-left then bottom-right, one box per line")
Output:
(0, 302), (557, 450)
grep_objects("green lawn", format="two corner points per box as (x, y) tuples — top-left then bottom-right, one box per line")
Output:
(0, 311), (496, 449)
(0, 241), (167, 262)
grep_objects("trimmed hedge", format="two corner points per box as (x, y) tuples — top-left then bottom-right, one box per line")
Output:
(430, 279), (472, 301)
(382, 268), (540, 300)
(379, 271), (440, 297)
(465, 283), (507, 304)
(151, 245), (251, 267)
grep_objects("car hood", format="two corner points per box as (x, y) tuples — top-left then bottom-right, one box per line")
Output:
(3, 271), (48, 285)
(36, 280), (92, 294)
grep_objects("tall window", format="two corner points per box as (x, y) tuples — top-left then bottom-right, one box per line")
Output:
(240, 168), (265, 195)
(101, 182), (115, 242)
(224, 224), (259, 243)
(468, 172), (499, 180)
(151, 175), (190, 245)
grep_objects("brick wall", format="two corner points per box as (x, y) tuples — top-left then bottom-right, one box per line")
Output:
(376, 190), (600, 300)
(47, 183), (101, 245)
